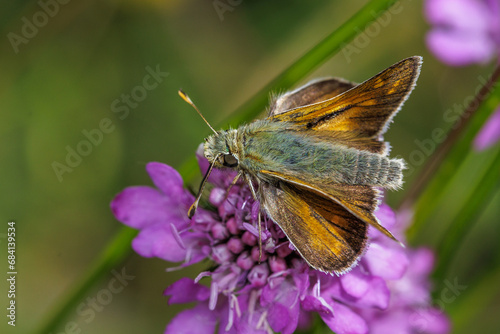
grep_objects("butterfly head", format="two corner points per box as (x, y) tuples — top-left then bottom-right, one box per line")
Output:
(177, 89), (240, 170)
(178, 89), (243, 218)
(204, 129), (240, 169)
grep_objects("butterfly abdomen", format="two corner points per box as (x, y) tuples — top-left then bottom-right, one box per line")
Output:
(352, 151), (405, 189)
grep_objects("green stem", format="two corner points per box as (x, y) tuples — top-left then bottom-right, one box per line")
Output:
(35, 1), (401, 332)
(406, 66), (500, 241)
(36, 227), (137, 334)
(432, 145), (500, 284)
(400, 66), (500, 212)
(226, 0), (399, 128)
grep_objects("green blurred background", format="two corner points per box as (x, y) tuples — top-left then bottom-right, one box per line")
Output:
(1, 0), (499, 333)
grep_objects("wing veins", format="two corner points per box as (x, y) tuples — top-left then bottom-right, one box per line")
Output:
(310, 211), (346, 246)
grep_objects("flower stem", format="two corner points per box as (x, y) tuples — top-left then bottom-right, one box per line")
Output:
(432, 145), (500, 283)
(225, 0), (400, 129)
(36, 227), (137, 334)
(405, 65), (500, 240)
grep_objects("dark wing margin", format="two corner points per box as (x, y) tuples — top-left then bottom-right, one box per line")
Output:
(261, 181), (367, 275)
(268, 78), (356, 117)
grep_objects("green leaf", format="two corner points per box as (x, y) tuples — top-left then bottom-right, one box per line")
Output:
(35, 1), (400, 332)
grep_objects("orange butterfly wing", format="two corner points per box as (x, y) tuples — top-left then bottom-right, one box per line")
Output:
(260, 170), (399, 243)
(255, 58), (420, 272)
(268, 57), (422, 154)
(261, 181), (367, 274)
(268, 77), (356, 116)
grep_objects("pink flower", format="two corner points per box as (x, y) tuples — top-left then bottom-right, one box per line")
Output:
(474, 105), (500, 150)
(111, 147), (450, 334)
(425, 0), (500, 66)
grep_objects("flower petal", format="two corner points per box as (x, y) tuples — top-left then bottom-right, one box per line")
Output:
(261, 278), (300, 334)
(164, 278), (210, 304)
(363, 242), (409, 280)
(267, 303), (290, 332)
(261, 278), (298, 307)
(409, 307), (451, 334)
(146, 162), (186, 197)
(111, 186), (181, 229)
(335, 269), (390, 310)
(231, 311), (269, 334)
(370, 204), (398, 239)
(165, 303), (217, 334)
(132, 224), (186, 261)
(426, 30), (495, 66)
(301, 295), (333, 316)
(321, 301), (368, 334)
(426, 0), (491, 31)
(369, 309), (411, 334)
(297, 311), (314, 332)
(268, 301), (300, 334)
(339, 268), (370, 298)
(410, 247), (435, 276)
(132, 224), (207, 263)
(354, 276), (390, 310)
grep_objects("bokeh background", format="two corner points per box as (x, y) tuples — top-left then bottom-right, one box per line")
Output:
(1, 0), (499, 333)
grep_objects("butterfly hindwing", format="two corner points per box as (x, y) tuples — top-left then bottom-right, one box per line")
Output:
(268, 78), (356, 117)
(259, 169), (399, 243)
(260, 181), (367, 274)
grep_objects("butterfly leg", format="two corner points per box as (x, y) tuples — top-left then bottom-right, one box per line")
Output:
(244, 173), (263, 262)
(257, 212), (262, 263)
(222, 171), (243, 205)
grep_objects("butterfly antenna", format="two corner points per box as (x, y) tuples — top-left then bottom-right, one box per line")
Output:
(178, 89), (218, 134)
(188, 154), (220, 218)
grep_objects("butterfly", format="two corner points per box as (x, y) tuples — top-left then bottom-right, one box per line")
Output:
(181, 56), (422, 275)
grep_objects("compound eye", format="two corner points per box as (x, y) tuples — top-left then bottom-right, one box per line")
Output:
(223, 154), (238, 167)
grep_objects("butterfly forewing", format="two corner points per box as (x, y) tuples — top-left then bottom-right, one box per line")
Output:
(268, 78), (356, 117)
(269, 57), (421, 150)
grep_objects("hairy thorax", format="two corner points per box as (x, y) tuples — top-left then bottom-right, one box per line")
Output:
(204, 128), (241, 168)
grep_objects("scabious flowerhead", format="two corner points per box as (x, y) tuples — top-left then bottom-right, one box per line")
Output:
(111, 146), (450, 334)
(425, 0), (500, 66)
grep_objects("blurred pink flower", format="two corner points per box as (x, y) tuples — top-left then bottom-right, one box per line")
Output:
(111, 147), (450, 334)
(474, 105), (500, 150)
(425, 0), (500, 66)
